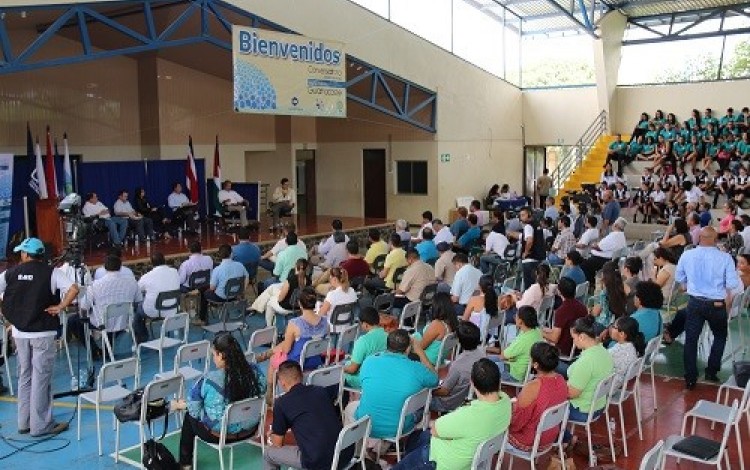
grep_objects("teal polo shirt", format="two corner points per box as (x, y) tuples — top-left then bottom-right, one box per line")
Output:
(272, 243), (308, 280)
(673, 142), (689, 156)
(608, 141), (626, 152)
(356, 352), (438, 438)
(659, 129), (676, 141)
(627, 142), (642, 156)
(344, 327), (388, 389)
(706, 144), (720, 157)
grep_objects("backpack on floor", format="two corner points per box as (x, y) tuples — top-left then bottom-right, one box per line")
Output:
(142, 438), (178, 470)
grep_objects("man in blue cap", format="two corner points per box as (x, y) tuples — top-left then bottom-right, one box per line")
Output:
(0, 238), (79, 435)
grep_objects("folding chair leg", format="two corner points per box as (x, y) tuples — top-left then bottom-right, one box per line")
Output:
(650, 367), (657, 410)
(219, 447), (225, 470)
(96, 403), (103, 456)
(193, 437), (199, 469)
(115, 420), (120, 462)
(605, 410), (615, 464)
(619, 405), (628, 457)
(586, 425), (595, 467)
(736, 422), (745, 470)
(76, 397), (82, 441)
(158, 349), (164, 373)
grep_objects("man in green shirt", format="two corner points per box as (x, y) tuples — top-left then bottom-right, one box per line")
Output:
(487, 305), (543, 382)
(392, 358), (512, 470)
(272, 232), (308, 282)
(606, 134), (627, 175)
(343, 307), (387, 388)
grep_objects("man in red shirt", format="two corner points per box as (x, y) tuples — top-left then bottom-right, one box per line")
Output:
(542, 277), (587, 360)
(314, 240), (370, 295)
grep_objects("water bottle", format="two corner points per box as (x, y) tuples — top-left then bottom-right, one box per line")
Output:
(70, 375), (78, 391)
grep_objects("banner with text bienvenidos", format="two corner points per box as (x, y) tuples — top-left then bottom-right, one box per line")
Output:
(232, 26), (346, 118)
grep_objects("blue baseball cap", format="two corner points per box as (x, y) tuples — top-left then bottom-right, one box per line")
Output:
(14, 237), (45, 255)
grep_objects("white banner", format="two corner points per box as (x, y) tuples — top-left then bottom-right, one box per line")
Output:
(233, 26), (346, 118)
(0, 153), (13, 260)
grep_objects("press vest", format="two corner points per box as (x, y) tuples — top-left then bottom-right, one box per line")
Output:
(1, 261), (59, 333)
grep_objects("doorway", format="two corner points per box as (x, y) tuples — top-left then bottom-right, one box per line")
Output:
(363, 149), (387, 219)
(295, 149), (316, 217)
(523, 146), (547, 202)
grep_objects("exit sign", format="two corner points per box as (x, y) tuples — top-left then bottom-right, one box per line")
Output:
(440, 153), (451, 163)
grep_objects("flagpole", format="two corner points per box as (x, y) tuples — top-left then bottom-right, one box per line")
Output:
(23, 196), (30, 237)
(73, 158), (79, 194)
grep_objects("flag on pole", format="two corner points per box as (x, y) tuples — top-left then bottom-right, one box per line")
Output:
(54, 137), (63, 197)
(185, 135), (199, 204)
(26, 122), (33, 160)
(212, 135), (222, 215)
(44, 126), (58, 200)
(62, 133), (73, 195)
(31, 137), (48, 199)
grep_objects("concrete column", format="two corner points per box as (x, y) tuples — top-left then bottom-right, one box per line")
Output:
(136, 53), (161, 158)
(592, 11), (627, 132)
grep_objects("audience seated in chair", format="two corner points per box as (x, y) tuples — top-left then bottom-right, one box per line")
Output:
(314, 240), (370, 295)
(392, 358), (511, 470)
(413, 292), (458, 366)
(133, 252), (180, 343)
(392, 249), (436, 311)
(543, 277), (587, 358)
(363, 233), (407, 294)
(343, 307), (388, 390)
(486, 305), (543, 382)
(172, 333), (265, 467)
(431, 321), (486, 413)
(202, 244), (247, 323)
(252, 258), (311, 328)
(344, 328), (438, 441)
(434, 242), (457, 293)
(231, 226), (261, 285)
(450, 252), (482, 315)
(258, 223), (306, 275)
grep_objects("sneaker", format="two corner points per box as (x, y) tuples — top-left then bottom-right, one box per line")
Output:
(705, 373), (720, 383)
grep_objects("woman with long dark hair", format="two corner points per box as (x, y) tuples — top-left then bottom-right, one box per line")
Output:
(462, 275), (499, 337)
(133, 187), (172, 238)
(608, 316), (645, 391)
(416, 292), (459, 365)
(175, 333), (264, 466)
(590, 261), (626, 334)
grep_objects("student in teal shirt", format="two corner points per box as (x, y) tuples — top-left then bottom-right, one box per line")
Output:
(645, 124), (658, 143)
(720, 108), (736, 128)
(687, 109), (701, 130)
(722, 136), (738, 155)
(672, 135), (690, 162)
(659, 123), (676, 143)
(630, 280), (664, 342)
(626, 136), (643, 162)
(702, 108), (718, 128)
(705, 135), (721, 159)
(639, 137), (656, 160)
(738, 134), (750, 159)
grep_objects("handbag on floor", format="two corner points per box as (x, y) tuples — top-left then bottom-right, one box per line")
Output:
(733, 361), (750, 388)
(142, 413), (179, 470)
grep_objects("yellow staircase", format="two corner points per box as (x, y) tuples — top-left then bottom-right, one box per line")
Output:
(555, 134), (629, 199)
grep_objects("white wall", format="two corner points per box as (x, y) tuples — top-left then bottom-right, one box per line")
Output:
(234, 0), (524, 221)
(615, 80), (750, 134)
(522, 87), (600, 145)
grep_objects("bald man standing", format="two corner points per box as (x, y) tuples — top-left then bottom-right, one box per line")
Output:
(675, 227), (741, 390)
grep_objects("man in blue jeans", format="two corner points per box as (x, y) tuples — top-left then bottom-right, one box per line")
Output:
(675, 226), (740, 390)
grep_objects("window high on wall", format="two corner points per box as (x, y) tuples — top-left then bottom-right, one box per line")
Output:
(619, 20), (750, 85)
(521, 35), (595, 88)
(347, 0), (522, 86)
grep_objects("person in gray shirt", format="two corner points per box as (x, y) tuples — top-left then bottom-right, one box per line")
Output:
(431, 321), (486, 412)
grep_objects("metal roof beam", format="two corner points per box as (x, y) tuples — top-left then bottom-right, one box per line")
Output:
(538, 0), (598, 37)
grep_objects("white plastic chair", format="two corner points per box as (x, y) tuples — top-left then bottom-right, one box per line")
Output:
(245, 325), (277, 364)
(436, 332), (458, 370)
(661, 400), (739, 470)
(398, 300), (421, 333)
(639, 439), (664, 470)
(574, 281), (590, 304)
(537, 295), (555, 329)
(193, 396), (266, 470)
(329, 415), (372, 470)
(300, 337), (331, 371)
(471, 431), (507, 470)
(305, 364), (345, 414)
(203, 276), (247, 342)
(684, 378), (750, 470)
(500, 359), (533, 390)
(505, 400), (569, 470)
(99, 302), (137, 363)
(609, 356), (646, 457)
(1, 315), (14, 395)
(77, 357), (138, 456)
(155, 339), (211, 386)
(117, 373), (184, 464)
(137, 312), (189, 374)
(377, 387), (432, 461)
(567, 373), (616, 467)
(329, 323), (360, 365)
(643, 336), (661, 410)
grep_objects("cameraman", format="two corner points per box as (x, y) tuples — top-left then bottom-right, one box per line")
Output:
(0, 238), (79, 435)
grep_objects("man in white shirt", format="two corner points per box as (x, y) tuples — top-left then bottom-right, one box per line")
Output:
(320, 231), (348, 269)
(582, 217), (628, 285)
(543, 197), (559, 221)
(269, 177), (295, 230)
(167, 182), (198, 231)
(432, 219), (455, 245)
(413, 210), (433, 242)
(450, 252), (482, 315)
(479, 225), (509, 275)
(312, 219), (349, 264)
(683, 181), (704, 205)
(133, 252), (180, 343)
(114, 189), (155, 240)
(218, 180), (249, 227)
(178, 241), (214, 291)
(576, 215), (599, 256)
(82, 192), (127, 246)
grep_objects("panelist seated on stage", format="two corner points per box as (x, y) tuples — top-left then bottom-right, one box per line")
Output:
(114, 189), (155, 241)
(134, 187), (172, 238)
(269, 177), (296, 229)
(82, 192), (128, 247)
(168, 182), (199, 231)
(218, 180), (250, 227)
